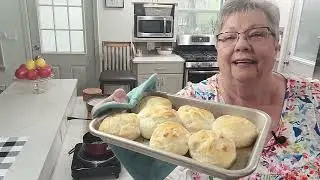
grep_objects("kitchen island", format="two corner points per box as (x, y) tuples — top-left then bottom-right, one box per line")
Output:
(0, 79), (77, 180)
(51, 97), (133, 180)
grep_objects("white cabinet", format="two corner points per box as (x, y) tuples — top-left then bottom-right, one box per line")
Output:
(158, 73), (183, 93)
(135, 60), (184, 94)
(138, 73), (183, 94)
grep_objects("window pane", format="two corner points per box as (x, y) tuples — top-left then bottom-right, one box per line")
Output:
(195, 0), (208, 9)
(69, 0), (82, 6)
(69, 7), (83, 29)
(70, 31), (84, 52)
(196, 13), (217, 34)
(56, 31), (70, 52)
(39, 6), (54, 29)
(54, 7), (69, 29)
(38, 0), (52, 5)
(177, 13), (217, 34)
(208, 0), (220, 10)
(53, 0), (67, 5)
(179, 0), (192, 9)
(41, 30), (56, 52)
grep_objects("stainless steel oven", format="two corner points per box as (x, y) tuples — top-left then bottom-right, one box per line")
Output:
(185, 68), (220, 84)
(175, 35), (219, 86)
(184, 61), (219, 85)
(136, 16), (173, 38)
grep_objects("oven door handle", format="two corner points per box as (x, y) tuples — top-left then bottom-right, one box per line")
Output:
(163, 18), (166, 34)
(188, 70), (219, 74)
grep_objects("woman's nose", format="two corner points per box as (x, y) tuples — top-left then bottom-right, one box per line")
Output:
(234, 35), (251, 52)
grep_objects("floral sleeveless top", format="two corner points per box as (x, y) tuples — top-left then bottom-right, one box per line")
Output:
(166, 74), (320, 180)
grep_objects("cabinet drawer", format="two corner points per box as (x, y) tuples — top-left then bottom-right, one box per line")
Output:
(137, 63), (184, 75)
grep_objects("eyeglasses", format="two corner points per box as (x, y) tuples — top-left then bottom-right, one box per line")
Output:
(216, 27), (275, 46)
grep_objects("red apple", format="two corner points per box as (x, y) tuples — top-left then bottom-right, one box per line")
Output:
(45, 64), (52, 71)
(15, 67), (28, 79)
(34, 68), (40, 75)
(19, 64), (27, 69)
(38, 66), (52, 78)
(27, 70), (38, 80)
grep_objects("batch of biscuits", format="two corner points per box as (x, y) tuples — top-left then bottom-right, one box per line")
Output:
(98, 95), (259, 169)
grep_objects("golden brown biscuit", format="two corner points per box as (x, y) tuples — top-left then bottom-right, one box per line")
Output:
(138, 106), (179, 139)
(134, 96), (172, 113)
(212, 115), (259, 148)
(150, 121), (190, 155)
(177, 105), (215, 133)
(98, 113), (140, 140)
(188, 130), (236, 169)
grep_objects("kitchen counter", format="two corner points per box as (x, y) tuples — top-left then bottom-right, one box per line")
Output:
(0, 79), (77, 180)
(132, 54), (185, 64)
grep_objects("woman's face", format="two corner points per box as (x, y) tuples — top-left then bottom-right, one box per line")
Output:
(216, 10), (279, 82)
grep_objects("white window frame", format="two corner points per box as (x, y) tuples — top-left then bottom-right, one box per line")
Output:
(36, 0), (86, 54)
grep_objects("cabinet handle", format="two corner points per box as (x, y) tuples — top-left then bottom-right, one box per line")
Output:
(155, 68), (166, 71)
(156, 79), (160, 89)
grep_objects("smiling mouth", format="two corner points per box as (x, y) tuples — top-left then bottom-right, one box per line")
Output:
(233, 60), (257, 65)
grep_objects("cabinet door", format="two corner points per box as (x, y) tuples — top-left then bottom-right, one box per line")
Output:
(158, 74), (183, 94)
(138, 74), (161, 91)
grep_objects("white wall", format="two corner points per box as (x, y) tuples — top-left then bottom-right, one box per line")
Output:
(96, 0), (134, 71)
(97, 0), (134, 42)
(0, 0), (29, 87)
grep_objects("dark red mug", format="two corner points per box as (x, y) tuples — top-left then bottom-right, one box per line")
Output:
(82, 132), (108, 158)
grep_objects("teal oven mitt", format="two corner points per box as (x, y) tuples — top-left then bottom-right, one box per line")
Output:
(91, 73), (177, 180)
(91, 73), (157, 118)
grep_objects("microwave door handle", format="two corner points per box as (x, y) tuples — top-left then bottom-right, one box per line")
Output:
(163, 18), (166, 34)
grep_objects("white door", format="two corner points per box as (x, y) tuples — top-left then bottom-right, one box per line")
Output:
(280, 0), (320, 78)
(26, 0), (97, 93)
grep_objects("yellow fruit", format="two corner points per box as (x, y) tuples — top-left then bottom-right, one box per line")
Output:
(35, 58), (47, 68)
(25, 59), (36, 70)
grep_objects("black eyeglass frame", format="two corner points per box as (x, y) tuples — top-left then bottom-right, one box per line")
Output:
(216, 26), (276, 42)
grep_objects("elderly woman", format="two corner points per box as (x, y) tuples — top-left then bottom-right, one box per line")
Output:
(102, 0), (320, 179)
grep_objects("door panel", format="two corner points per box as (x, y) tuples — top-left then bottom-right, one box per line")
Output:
(26, 0), (96, 93)
(293, 0), (320, 61)
(282, 0), (320, 78)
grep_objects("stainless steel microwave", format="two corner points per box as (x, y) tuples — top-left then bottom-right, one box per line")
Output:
(136, 16), (173, 38)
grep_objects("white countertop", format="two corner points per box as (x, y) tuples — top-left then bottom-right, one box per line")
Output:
(132, 54), (185, 64)
(51, 97), (133, 180)
(0, 79), (77, 180)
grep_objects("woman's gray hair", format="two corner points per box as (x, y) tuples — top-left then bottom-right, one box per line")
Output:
(215, 0), (280, 40)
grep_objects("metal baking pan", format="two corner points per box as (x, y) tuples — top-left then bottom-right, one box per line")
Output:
(89, 92), (271, 179)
